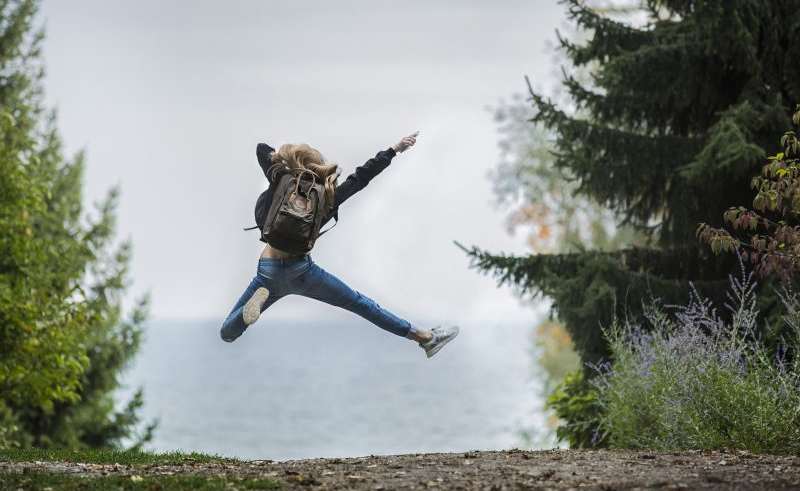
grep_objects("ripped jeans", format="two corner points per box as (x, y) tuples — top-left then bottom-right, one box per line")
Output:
(220, 254), (415, 342)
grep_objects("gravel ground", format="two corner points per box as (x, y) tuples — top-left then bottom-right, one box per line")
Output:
(2, 449), (800, 490)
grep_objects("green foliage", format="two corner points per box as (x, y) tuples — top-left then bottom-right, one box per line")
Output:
(545, 370), (604, 448)
(594, 256), (800, 454)
(0, 447), (236, 466)
(0, 0), (152, 448)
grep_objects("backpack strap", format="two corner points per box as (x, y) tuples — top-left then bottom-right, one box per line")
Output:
(318, 209), (338, 237)
(265, 162), (291, 182)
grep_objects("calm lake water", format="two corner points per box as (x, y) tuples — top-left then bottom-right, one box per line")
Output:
(117, 317), (548, 460)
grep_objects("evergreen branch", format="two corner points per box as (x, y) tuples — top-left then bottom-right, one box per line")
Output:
(524, 76), (701, 236)
(558, 0), (653, 66)
(459, 241), (729, 289)
(561, 68), (603, 113)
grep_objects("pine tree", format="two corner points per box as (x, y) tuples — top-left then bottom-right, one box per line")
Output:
(461, 0), (800, 367)
(0, 0), (153, 448)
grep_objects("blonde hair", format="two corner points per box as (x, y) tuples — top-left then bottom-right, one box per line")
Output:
(269, 143), (339, 214)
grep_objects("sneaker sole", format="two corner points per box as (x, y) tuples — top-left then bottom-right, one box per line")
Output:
(425, 327), (460, 358)
(242, 287), (270, 326)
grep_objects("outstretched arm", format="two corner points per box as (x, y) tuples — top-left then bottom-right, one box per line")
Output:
(333, 131), (419, 209)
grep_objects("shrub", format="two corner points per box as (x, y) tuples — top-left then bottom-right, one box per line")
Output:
(592, 252), (800, 454)
(546, 369), (605, 448)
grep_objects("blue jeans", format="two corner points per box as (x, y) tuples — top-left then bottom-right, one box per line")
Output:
(220, 255), (415, 342)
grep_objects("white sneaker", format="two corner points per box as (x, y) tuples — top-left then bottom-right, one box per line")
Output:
(419, 325), (460, 358)
(242, 287), (270, 326)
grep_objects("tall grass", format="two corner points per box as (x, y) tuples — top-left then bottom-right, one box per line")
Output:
(592, 253), (800, 454)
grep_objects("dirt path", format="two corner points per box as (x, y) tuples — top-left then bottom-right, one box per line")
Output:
(2, 449), (800, 489)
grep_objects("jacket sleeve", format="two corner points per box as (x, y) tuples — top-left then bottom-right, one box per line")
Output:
(256, 143), (277, 182)
(333, 147), (397, 209)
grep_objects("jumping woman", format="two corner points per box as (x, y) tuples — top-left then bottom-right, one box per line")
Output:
(219, 132), (460, 358)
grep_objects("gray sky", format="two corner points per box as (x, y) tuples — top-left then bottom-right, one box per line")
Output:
(39, 0), (566, 332)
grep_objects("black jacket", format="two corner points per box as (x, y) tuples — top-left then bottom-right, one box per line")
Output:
(255, 143), (397, 231)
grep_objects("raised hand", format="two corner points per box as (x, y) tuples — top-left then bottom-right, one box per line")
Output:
(392, 131), (419, 153)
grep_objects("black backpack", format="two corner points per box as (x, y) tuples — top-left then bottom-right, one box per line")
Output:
(246, 164), (337, 254)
